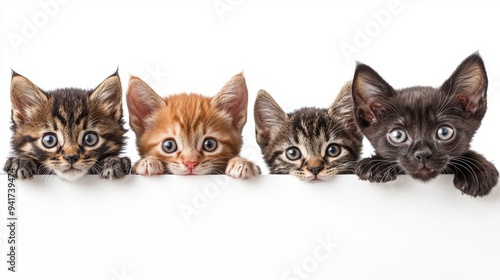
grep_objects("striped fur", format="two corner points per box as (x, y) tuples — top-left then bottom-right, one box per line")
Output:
(127, 73), (260, 179)
(3, 71), (130, 181)
(255, 82), (362, 181)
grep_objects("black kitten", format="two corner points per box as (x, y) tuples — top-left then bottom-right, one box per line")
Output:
(352, 52), (498, 197)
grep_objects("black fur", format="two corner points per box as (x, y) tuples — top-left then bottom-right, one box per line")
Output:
(352, 52), (498, 196)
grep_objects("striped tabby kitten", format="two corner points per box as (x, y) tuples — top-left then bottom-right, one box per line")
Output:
(3, 71), (131, 181)
(126, 72), (261, 179)
(254, 82), (362, 181)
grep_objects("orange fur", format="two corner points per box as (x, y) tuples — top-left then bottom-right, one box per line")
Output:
(127, 73), (260, 178)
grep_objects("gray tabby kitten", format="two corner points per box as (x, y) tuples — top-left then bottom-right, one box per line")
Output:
(254, 82), (362, 181)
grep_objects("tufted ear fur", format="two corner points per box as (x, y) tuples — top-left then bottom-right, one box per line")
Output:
(211, 72), (248, 134)
(254, 89), (287, 147)
(328, 81), (360, 137)
(10, 72), (48, 125)
(126, 76), (166, 135)
(440, 52), (488, 117)
(351, 63), (396, 128)
(89, 70), (123, 121)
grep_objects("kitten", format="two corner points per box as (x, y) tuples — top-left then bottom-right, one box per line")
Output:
(126, 72), (261, 179)
(352, 52), (499, 197)
(3, 71), (131, 181)
(254, 82), (363, 181)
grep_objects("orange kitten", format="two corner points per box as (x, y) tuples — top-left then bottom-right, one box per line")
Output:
(126, 73), (260, 179)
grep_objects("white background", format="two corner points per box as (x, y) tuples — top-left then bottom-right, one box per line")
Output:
(1, 0), (500, 279)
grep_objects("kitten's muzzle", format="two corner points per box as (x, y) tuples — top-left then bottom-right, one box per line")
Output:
(412, 166), (438, 182)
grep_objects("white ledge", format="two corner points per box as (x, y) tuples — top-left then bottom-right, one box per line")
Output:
(1, 175), (499, 280)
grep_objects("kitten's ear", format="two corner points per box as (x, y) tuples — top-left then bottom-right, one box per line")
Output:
(328, 81), (360, 137)
(10, 72), (48, 125)
(126, 76), (166, 135)
(211, 72), (248, 134)
(254, 89), (287, 147)
(90, 70), (123, 121)
(441, 52), (488, 116)
(352, 63), (395, 126)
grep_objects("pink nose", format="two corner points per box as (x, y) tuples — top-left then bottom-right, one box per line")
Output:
(184, 161), (199, 169)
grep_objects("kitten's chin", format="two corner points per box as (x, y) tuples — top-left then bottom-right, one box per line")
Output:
(54, 168), (88, 181)
(410, 167), (440, 182)
(292, 172), (333, 182)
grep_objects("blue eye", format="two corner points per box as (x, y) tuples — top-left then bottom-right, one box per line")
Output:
(202, 138), (218, 152)
(286, 147), (301, 161)
(437, 126), (454, 141)
(83, 132), (99, 147)
(41, 133), (58, 148)
(162, 139), (177, 153)
(388, 129), (407, 144)
(326, 144), (341, 157)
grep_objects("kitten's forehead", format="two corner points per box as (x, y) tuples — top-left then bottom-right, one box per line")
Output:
(47, 88), (91, 126)
(283, 108), (351, 153)
(163, 93), (232, 134)
(142, 93), (241, 153)
(392, 87), (450, 124)
(397, 86), (442, 106)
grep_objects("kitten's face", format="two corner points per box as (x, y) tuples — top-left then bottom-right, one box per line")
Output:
(352, 53), (488, 181)
(9, 72), (126, 181)
(127, 73), (248, 175)
(254, 82), (363, 181)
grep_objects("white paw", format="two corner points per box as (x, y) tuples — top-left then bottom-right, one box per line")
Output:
(132, 157), (165, 176)
(225, 157), (261, 179)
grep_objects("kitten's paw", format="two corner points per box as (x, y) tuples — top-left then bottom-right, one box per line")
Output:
(100, 157), (131, 179)
(3, 157), (38, 180)
(226, 157), (261, 179)
(451, 154), (499, 197)
(355, 157), (399, 183)
(132, 157), (165, 176)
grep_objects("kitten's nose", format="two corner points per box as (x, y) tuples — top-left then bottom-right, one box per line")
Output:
(308, 164), (324, 176)
(184, 161), (199, 170)
(64, 154), (79, 164)
(414, 148), (432, 163)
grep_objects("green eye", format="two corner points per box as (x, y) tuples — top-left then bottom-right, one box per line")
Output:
(162, 139), (177, 153)
(83, 132), (99, 147)
(326, 144), (341, 157)
(286, 147), (302, 161)
(42, 133), (58, 148)
(436, 126), (454, 141)
(388, 129), (407, 144)
(202, 138), (218, 152)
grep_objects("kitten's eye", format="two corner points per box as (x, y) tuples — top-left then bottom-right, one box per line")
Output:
(326, 144), (341, 157)
(162, 139), (177, 153)
(388, 129), (408, 144)
(285, 147), (302, 161)
(436, 126), (454, 141)
(202, 138), (218, 152)
(83, 132), (99, 147)
(41, 133), (58, 148)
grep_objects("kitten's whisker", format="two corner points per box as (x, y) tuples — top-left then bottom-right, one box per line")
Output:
(444, 138), (463, 154)
(449, 159), (483, 187)
(451, 156), (489, 182)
